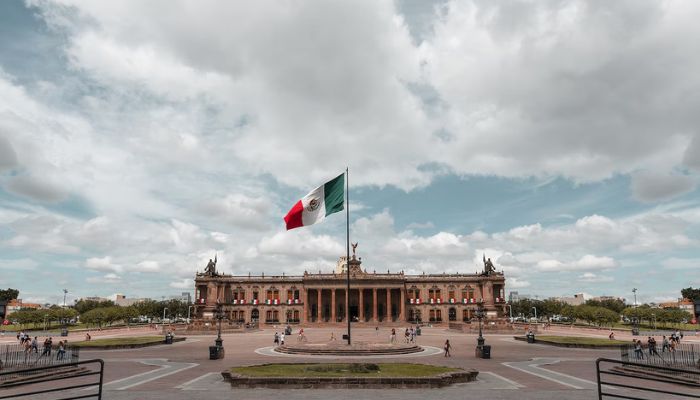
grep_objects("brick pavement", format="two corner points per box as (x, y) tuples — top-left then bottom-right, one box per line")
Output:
(10, 325), (696, 399)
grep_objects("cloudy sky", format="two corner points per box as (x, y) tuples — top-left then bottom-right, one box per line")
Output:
(1, 0), (699, 305)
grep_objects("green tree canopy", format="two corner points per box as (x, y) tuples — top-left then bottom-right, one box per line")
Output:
(74, 299), (115, 314)
(681, 287), (700, 301)
(0, 288), (19, 302)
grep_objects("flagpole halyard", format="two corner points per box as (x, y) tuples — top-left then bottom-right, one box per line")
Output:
(345, 167), (351, 345)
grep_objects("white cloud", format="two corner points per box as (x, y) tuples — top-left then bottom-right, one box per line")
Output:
(84, 256), (122, 273)
(86, 273), (121, 284)
(169, 279), (193, 289)
(578, 272), (614, 283)
(136, 260), (160, 272)
(537, 255), (617, 272)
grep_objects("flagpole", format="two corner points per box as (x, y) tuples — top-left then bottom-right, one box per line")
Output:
(346, 167), (351, 345)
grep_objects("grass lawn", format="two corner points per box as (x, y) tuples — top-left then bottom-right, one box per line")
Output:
(71, 336), (166, 347)
(534, 335), (629, 346)
(231, 363), (459, 378)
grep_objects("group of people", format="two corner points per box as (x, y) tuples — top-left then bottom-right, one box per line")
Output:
(16, 332), (67, 360)
(273, 331), (285, 346)
(633, 331), (685, 359)
(388, 327), (419, 344)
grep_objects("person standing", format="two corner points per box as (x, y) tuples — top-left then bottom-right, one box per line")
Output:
(648, 337), (659, 356)
(444, 339), (451, 357)
(31, 336), (38, 353)
(662, 336), (669, 352)
(274, 332), (279, 346)
(56, 341), (65, 360)
(280, 332), (285, 346)
(634, 340), (644, 359)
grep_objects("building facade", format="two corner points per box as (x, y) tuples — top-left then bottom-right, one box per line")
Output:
(193, 254), (506, 325)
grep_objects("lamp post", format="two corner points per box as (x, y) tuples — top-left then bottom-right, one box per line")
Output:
(474, 299), (490, 358)
(475, 299), (486, 348)
(209, 300), (225, 359)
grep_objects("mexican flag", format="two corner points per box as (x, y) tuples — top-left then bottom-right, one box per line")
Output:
(284, 173), (345, 230)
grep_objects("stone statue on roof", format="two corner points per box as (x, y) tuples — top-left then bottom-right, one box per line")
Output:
(204, 254), (217, 276)
(482, 254), (496, 276)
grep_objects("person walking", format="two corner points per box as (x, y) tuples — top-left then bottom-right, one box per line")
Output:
(31, 336), (38, 353)
(280, 332), (285, 346)
(273, 332), (279, 346)
(56, 341), (65, 360)
(444, 339), (451, 357)
(648, 337), (659, 357)
(634, 340), (644, 359)
(41, 337), (52, 357)
(662, 336), (669, 352)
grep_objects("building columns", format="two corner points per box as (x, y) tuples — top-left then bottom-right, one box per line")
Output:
(331, 289), (336, 323)
(359, 289), (364, 321)
(399, 288), (405, 322)
(302, 289), (308, 323)
(485, 281), (495, 306)
(372, 288), (378, 322)
(317, 289), (322, 322)
(386, 289), (392, 322)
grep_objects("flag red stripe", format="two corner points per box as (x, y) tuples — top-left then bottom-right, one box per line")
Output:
(284, 200), (304, 230)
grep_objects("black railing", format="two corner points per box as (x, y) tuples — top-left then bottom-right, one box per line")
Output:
(621, 342), (700, 371)
(596, 357), (700, 399)
(0, 358), (103, 399)
(1, 344), (79, 372)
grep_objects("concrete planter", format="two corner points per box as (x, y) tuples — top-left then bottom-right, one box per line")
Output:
(221, 368), (478, 389)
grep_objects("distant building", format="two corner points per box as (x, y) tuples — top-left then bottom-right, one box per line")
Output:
(114, 294), (149, 307)
(508, 292), (533, 302)
(556, 293), (587, 306)
(5, 299), (42, 315)
(659, 298), (695, 315)
(170, 292), (191, 303)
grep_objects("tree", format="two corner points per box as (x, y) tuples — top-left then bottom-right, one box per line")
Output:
(80, 308), (107, 328)
(0, 288), (19, 302)
(681, 287), (700, 301)
(74, 299), (115, 314)
(586, 298), (626, 314)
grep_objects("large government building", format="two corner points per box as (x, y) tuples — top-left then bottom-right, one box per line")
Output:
(193, 252), (506, 325)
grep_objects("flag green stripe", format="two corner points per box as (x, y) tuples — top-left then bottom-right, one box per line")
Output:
(323, 173), (345, 217)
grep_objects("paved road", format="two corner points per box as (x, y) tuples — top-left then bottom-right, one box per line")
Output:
(8, 325), (697, 399)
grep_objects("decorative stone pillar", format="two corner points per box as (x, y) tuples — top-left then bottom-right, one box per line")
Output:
(372, 288), (378, 322)
(386, 289), (392, 322)
(207, 283), (217, 305)
(331, 289), (337, 323)
(359, 289), (364, 321)
(302, 289), (308, 324)
(485, 281), (495, 306)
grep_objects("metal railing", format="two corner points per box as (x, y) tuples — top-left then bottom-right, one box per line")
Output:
(1, 344), (79, 372)
(596, 357), (700, 399)
(621, 342), (699, 371)
(0, 359), (103, 399)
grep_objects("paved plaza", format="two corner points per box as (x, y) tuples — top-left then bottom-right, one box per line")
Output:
(7, 325), (698, 399)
